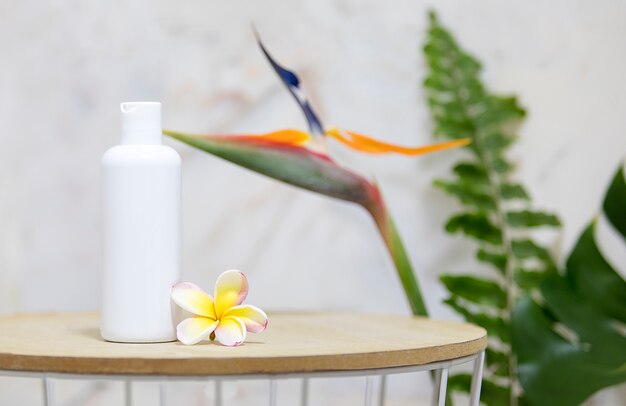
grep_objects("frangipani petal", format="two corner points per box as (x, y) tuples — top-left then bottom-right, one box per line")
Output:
(176, 317), (219, 345)
(171, 282), (217, 319)
(223, 305), (269, 333)
(325, 127), (471, 155)
(215, 316), (247, 346)
(214, 270), (249, 318)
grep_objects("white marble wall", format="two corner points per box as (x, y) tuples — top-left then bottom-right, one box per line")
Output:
(1, 0), (625, 404)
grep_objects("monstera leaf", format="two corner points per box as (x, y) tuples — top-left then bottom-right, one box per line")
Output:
(512, 165), (626, 406)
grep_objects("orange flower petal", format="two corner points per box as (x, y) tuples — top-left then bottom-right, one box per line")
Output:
(250, 129), (311, 146)
(325, 127), (470, 155)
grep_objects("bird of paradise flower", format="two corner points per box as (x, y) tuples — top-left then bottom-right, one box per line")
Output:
(164, 33), (469, 317)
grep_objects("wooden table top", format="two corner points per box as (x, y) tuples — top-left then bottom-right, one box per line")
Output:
(0, 312), (487, 376)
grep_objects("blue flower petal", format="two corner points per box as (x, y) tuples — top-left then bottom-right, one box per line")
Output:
(255, 31), (324, 137)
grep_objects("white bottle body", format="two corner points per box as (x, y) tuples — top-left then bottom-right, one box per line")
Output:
(101, 103), (180, 343)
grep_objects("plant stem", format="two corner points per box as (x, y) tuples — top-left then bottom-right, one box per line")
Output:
(366, 193), (447, 399)
(474, 129), (518, 406)
(366, 192), (429, 317)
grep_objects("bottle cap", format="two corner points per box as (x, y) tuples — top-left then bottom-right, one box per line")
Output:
(120, 102), (162, 145)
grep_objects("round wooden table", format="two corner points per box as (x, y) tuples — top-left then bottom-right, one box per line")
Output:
(0, 312), (487, 406)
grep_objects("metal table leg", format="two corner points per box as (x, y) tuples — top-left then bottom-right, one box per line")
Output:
(433, 368), (449, 406)
(159, 382), (166, 406)
(125, 380), (132, 406)
(301, 378), (309, 406)
(43, 376), (55, 406)
(378, 375), (387, 406)
(364, 375), (375, 406)
(215, 380), (223, 406)
(469, 351), (485, 406)
(269, 379), (277, 406)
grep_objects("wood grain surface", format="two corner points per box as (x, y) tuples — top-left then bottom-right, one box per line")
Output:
(0, 312), (486, 376)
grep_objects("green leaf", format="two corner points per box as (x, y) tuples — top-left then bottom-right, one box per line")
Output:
(165, 131), (375, 205)
(434, 179), (495, 210)
(514, 268), (550, 290)
(485, 347), (510, 377)
(449, 373), (511, 405)
(424, 74), (455, 92)
(445, 213), (502, 244)
(382, 214), (429, 317)
(603, 164), (626, 237)
(566, 224), (626, 323)
(483, 96), (525, 122)
(456, 53), (481, 73)
(434, 118), (474, 139)
(440, 274), (506, 308)
(474, 100), (524, 128)
(452, 162), (488, 183)
(513, 165), (626, 405)
(444, 296), (510, 343)
(500, 183), (529, 200)
(491, 157), (513, 174)
(506, 210), (561, 228)
(483, 132), (516, 153)
(476, 248), (507, 273)
(513, 293), (626, 406)
(511, 239), (553, 262)
(542, 272), (625, 358)
(428, 98), (467, 122)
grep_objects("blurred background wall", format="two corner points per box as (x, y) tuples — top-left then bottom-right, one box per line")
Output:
(0, 0), (624, 404)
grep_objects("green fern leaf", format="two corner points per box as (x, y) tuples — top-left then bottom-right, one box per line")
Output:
(444, 296), (510, 343)
(506, 210), (561, 228)
(511, 239), (555, 265)
(485, 348), (510, 377)
(424, 11), (561, 405)
(476, 249), (507, 273)
(441, 275), (506, 308)
(445, 213), (502, 244)
(433, 180), (495, 210)
(500, 183), (529, 200)
(514, 268), (551, 290)
(453, 162), (489, 183)
(484, 132), (517, 153)
(491, 157), (513, 174)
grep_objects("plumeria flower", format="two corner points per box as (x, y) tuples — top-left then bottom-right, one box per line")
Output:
(171, 270), (268, 346)
(163, 35), (470, 317)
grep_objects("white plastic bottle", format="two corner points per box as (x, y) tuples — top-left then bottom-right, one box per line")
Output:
(101, 102), (181, 343)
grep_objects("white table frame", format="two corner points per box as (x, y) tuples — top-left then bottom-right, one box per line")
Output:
(0, 350), (484, 406)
